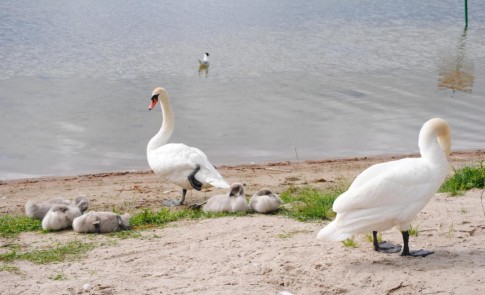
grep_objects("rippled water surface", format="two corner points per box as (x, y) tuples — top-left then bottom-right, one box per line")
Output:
(1, 0), (484, 179)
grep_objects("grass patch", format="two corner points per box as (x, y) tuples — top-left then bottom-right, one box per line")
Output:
(107, 230), (142, 239)
(130, 207), (248, 228)
(0, 263), (21, 273)
(279, 183), (347, 221)
(131, 208), (202, 227)
(0, 240), (94, 264)
(0, 215), (42, 238)
(440, 161), (485, 196)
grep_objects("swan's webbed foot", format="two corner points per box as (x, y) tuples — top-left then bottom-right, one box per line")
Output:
(375, 241), (402, 253)
(401, 249), (434, 257)
(188, 165), (203, 191)
(162, 199), (184, 207)
(162, 189), (187, 207)
(372, 231), (401, 253)
(400, 230), (433, 257)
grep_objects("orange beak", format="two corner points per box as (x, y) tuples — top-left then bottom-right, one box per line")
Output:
(149, 97), (158, 110)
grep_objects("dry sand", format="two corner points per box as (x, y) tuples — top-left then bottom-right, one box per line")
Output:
(1, 150), (484, 294)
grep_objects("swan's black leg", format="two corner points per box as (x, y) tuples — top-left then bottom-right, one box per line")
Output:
(188, 164), (203, 191)
(373, 231), (402, 253)
(400, 231), (434, 257)
(162, 189), (187, 207)
(162, 165), (202, 207)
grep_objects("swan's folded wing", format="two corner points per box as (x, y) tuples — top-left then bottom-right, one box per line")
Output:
(188, 146), (229, 188)
(149, 144), (202, 171)
(149, 143), (229, 188)
(333, 159), (433, 213)
(348, 159), (405, 190)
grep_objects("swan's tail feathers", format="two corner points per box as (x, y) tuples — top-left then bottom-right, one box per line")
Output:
(207, 178), (230, 189)
(316, 221), (351, 241)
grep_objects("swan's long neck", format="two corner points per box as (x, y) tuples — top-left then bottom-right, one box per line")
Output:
(147, 94), (174, 154)
(418, 118), (451, 165)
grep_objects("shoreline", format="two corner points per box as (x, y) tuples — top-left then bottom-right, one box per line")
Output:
(1, 149), (483, 184)
(1, 149), (483, 216)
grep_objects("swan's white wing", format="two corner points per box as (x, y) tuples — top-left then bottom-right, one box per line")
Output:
(333, 158), (435, 214)
(148, 143), (228, 189)
(348, 159), (406, 190)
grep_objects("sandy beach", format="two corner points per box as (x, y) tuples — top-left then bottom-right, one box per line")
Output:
(1, 150), (484, 294)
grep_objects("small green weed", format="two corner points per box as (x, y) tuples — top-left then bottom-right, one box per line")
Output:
(440, 161), (485, 196)
(404, 224), (419, 237)
(364, 232), (382, 243)
(342, 238), (358, 248)
(448, 222), (455, 237)
(49, 272), (66, 280)
(0, 263), (20, 273)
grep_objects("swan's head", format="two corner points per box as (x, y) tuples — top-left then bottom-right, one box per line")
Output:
(419, 118), (452, 157)
(253, 189), (274, 197)
(228, 183), (244, 197)
(148, 87), (168, 110)
(51, 205), (69, 213)
(204, 52), (210, 57)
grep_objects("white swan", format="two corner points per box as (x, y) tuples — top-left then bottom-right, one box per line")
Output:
(203, 183), (249, 213)
(317, 118), (451, 257)
(198, 52), (210, 67)
(42, 205), (82, 231)
(249, 189), (282, 213)
(147, 87), (230, 206)
(73, 211), (131, 234)
(25, 196), (88, 219)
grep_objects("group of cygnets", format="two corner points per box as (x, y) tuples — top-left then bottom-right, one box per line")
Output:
(24, 184), (282, 234)
(203, 183), (282, 214)
(25, 197), (130, 234)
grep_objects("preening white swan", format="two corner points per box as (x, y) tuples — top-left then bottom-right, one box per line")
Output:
(42, 205), (82, 231)
(203, 183), (249, 213)
(147, 87), (229, 206)
(317, 118), (452, 257)
(73, 211), (131, 234)
(249, 189), (282, 213)
(25, 196), (89, 220)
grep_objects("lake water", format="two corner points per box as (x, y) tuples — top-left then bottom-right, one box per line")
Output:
(1, 0), (484, 179)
